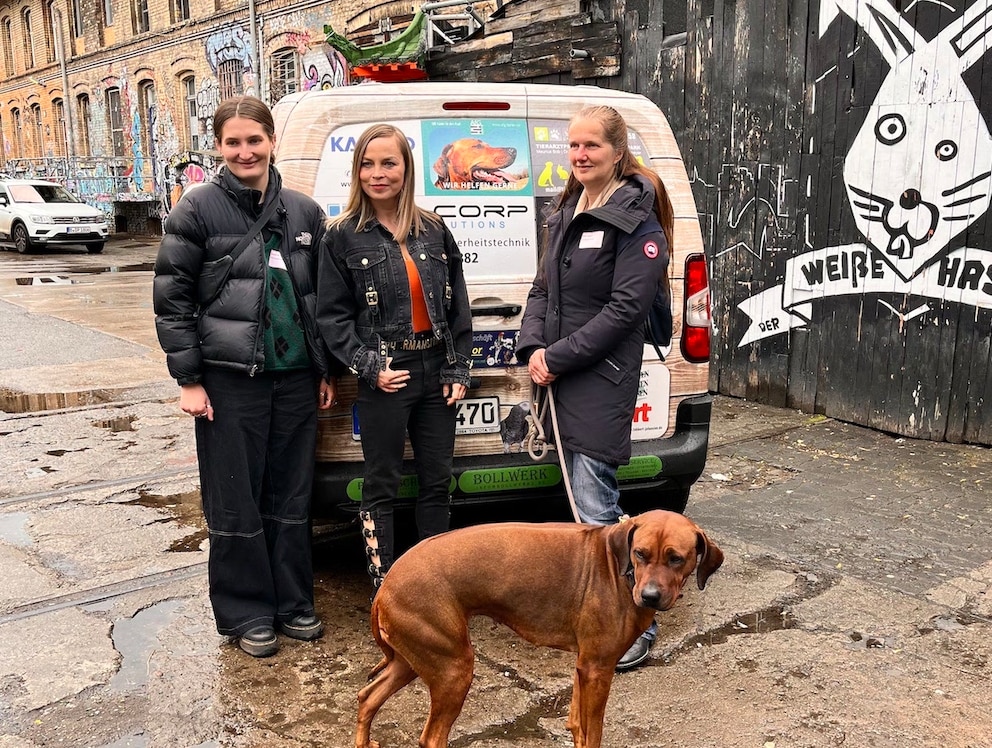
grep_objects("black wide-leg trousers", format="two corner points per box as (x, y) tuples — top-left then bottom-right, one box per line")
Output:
(195, 367), (318, 637)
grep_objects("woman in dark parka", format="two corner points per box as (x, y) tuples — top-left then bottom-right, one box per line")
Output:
(516, 104), (673, 671)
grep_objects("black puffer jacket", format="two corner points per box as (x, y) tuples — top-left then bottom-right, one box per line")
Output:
(516, 175), (669, 465)
(153, 166), (329, 385)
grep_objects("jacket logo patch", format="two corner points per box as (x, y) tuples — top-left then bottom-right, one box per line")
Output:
(296, 232), (313, 246)
(643, 241), (659, 259)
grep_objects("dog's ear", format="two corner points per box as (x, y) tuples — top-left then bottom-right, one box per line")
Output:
(608, 521), (636, 578)
(695, 530), (724, 590)
(433, 144), (452, 178)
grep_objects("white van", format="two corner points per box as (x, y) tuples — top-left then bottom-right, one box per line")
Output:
(272, 82), (711, 529)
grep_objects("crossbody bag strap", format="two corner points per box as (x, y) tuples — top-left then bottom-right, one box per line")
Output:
(210, 183), (282, 263)
(230, 195), (283, 263)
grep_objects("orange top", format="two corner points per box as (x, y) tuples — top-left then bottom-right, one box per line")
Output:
(402, 246), (432, 333)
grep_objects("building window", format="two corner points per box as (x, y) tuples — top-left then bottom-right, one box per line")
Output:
(138, 81), (155, 157)
(0, 18), (10, 76)
(30, 103), (43, 157)
(53, 99), (66, 157)
(270, 48), (300, 104)
(183, 75), (199, 149)
(174, 0), (190, 23)
(11, 108), (23, 158)
(71, 0), (82, 37)
(22, 9), (35, 69)
(133, 0), (149, 33)
(106, 88), (125, 157)
(103, 0), (113, 27)
(218, 59), (243, 101)
(77, 94), (90, 156)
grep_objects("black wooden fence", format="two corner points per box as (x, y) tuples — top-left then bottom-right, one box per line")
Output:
(429, 0), (992, 445)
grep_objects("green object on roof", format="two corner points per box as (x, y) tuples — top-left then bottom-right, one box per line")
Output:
(325, 10), (427, 67)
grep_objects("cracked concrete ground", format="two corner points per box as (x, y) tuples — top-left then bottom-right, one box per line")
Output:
(0, 241), (990, 747)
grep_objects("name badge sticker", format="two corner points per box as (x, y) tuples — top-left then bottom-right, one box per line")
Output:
(579, 230), (604, 249)
(268, 249), (287, 270)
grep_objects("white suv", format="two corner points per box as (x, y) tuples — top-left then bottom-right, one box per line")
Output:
(0, 179), (109, 254)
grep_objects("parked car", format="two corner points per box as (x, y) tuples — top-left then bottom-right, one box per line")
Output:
(273, 82), (713, 532)
(0, 179), (109, 254)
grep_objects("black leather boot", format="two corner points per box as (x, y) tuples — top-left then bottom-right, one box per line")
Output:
(360, 509), (395, 596)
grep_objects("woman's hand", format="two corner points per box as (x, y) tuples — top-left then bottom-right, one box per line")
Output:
(443, 382), (467, 406)
(527, 348), (557, 386)
(318, 378), (337, 410)
(180, 383), (214, 421)
(376, 358), (411, 393)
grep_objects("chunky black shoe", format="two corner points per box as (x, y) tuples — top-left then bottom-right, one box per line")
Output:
(238, 625), (278, 657)
(615, 633), (652, 672)
(278, 614), (324, 641)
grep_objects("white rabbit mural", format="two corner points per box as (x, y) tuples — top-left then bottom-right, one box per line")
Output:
(832, 0), (992, 281)
(736, 0), (992, 345)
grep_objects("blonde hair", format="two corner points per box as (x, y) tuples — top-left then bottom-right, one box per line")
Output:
(559, 105), (674, 256)
(334, 124), (439, 239)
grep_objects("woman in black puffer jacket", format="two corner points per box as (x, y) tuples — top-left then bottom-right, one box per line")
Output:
(153, 96), (335, 658)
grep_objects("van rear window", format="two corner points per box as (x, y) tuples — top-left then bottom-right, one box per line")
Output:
(311, 118), (647, 284)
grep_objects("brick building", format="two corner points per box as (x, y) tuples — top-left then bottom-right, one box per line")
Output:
(0, 0), (376, 233)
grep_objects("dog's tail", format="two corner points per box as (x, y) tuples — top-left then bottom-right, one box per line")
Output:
(366, 597), (394, 683)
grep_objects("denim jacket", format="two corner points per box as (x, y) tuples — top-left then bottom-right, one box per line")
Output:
(316, 214), (473, 388)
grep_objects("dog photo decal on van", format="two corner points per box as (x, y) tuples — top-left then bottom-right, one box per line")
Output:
(736, 0), (992, 346)
(426, 119), (532, 194)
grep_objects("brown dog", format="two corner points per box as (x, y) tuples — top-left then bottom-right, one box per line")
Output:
(432, 137), (520, 188)
(354, 509), (724, 748)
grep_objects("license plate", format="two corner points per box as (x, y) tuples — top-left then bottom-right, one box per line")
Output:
(454, 396), (501, 434)
(351, 396), (501, 440)
(66, 226), (88, 233)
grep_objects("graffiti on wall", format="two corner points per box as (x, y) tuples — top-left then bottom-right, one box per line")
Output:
(736, 0), (992, 346)
(302, 45), (349, 90)
(206, 24), (256, 97)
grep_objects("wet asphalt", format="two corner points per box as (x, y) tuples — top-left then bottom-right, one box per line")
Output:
(0, 237), (989, 747)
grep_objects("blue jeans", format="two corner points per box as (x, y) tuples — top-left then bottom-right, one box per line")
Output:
(562, 448), (623, 525)
(562, 448), (656, 642)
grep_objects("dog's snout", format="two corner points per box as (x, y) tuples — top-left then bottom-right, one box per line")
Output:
(639, 583), (662, 609)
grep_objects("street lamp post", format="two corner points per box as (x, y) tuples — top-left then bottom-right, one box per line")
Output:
(50, 3), (76, 179)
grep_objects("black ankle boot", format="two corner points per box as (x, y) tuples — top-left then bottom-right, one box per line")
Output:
(360, 509), (394, 593)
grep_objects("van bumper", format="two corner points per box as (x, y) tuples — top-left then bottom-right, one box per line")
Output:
(311, 393), (712, 529)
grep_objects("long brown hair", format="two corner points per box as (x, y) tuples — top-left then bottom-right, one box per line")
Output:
(558, 105), (674, 254)
(334, 124), (439, 239)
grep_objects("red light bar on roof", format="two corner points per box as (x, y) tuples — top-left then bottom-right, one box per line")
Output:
(442, 102), (512, 111)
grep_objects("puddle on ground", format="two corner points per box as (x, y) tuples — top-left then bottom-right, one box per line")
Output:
(14, 275), (90, 286)
(0, 512), (33, 547)
(14, 263), (155, 287)
(661, 606), (799, 663)
(109, 598), (185, 692)
(46, 447), (88, 457)
(73, 262), (156, 274)
(93, 415), (136, 432)
(128, 489), (207, 552)
(24, 465), (57, 478)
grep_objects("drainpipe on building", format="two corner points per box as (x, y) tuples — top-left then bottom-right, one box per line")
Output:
(50, 2), (76, 181)
(248, 0), (260, 97)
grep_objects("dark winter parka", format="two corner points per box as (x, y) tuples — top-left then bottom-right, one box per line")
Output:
(516, 174), (669, 465)
(153, 166), (329, 385)
(316, 214), (473, 389)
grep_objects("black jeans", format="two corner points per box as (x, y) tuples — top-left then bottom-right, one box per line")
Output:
(195, 367), (318, 637)
(356, 345), (457, 569)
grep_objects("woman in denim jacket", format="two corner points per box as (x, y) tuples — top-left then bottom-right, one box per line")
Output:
(317, 123), (472, 592)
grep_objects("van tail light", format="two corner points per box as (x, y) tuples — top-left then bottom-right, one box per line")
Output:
(681, 252), (711, 363)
